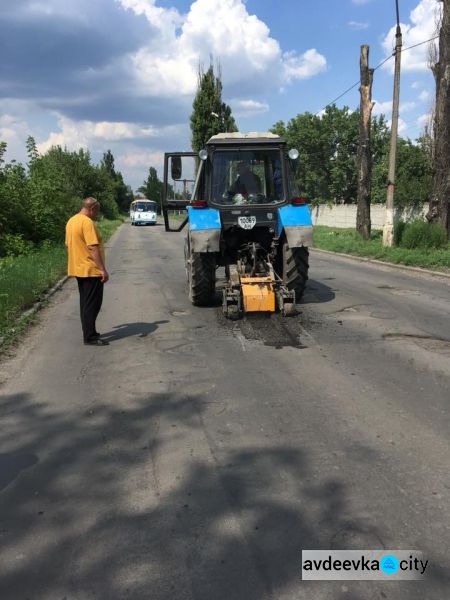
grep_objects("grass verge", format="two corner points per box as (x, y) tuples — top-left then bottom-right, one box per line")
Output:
(312, 226), (450, 271)
(0, 217), (124, 352)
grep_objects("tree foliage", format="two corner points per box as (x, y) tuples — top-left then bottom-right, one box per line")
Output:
(371, 138), (432, 208)
(272, 105), (430, 207)
(190, 63), (237, 152)
(0, 140), (131, 257)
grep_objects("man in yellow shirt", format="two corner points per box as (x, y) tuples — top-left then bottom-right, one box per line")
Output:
(65, 197), (110, 346)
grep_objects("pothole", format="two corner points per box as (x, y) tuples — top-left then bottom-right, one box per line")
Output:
(377, 285), (421, 296)
(383, 333), (450, 354)
(335, 304), (368, 314)
(370, 310), (396, 320)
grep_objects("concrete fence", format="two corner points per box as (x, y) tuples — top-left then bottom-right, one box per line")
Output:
(310, 203), (429, 229)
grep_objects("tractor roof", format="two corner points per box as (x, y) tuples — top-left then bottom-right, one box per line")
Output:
(207, 132), (285, 145)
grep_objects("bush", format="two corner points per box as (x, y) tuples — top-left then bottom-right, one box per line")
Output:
(394, 220), (407, 246)
(399, 220), (448, 249)
(0, 233), (35, 257)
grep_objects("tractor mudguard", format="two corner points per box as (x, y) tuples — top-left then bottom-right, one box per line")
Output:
(187, 206), (221, 253)
(277, 205), (313, 248)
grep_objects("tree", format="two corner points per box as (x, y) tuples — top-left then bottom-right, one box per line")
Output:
(101, 149), (116, 177)
(0, 141), (7, 167)
(190, 63), (237, 152)
(26, 136), (39, 164)
(426, 0), (450, 236)
(114, 172), (134, 213)
(272, 105), (359, 203)
(372, 139), (432, 208)
(0, 140), (134, 256)
(138, 166), (164, 212)
(100, 149), (132, 213)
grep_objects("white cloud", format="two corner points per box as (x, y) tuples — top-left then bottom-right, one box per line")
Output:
(117, 149), (164, 168)
(372, 100), (393, 115)
(400, 101), (417, 112)
(387, 117), (407, 133)
(382, 0), (442, 72)
(231, 99), (269, 117)
(38, 116), (174, 152)
(117, 0), (182, 37)
(283, 49), (327, 82)
(418, 89), (431, 102)
(352, 0), (373, 5)
(36, 116), (164, 154)
(411, 81), (422, 89)
(348, 21), (369, 30)
(417, 112), (431, 127)
(0, 114), (31, 162)
(0, 114), (29, 141)
(119, 0), (327, 96)
(373, 100), (416, 116)
(2, 0), (329, 187)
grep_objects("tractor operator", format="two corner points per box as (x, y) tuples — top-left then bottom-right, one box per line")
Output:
(230, 160), (262, 197)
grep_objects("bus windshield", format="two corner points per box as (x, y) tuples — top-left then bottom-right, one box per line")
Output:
(133, 201), (156, 212)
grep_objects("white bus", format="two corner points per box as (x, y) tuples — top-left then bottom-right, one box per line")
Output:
(130, 198), (158, 226)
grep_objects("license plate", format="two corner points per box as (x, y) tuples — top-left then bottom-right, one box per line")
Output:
(238, 216), (256, 230)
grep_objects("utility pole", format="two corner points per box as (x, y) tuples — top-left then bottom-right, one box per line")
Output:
(383, 0), (402, 247)
(356, 44), (374, 240)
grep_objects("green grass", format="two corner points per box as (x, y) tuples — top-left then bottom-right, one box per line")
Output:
(97, 216), (125, 240)
(313, 226), (450, 271)
(0, 217), (124, 350)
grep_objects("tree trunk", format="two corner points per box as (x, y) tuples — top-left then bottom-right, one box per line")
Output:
(426, 0), (450, 237)
(356, 45), (374, 240)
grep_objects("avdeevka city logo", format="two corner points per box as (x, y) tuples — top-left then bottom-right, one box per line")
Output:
(380, 554), (399, 574)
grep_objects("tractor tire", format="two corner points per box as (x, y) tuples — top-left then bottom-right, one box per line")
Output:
(282, 241), (309, 301)
(188, 251), (216, 306)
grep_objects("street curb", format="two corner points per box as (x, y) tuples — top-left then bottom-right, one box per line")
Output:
(311, 247), (450, 280)
(20, 275), (70, 320)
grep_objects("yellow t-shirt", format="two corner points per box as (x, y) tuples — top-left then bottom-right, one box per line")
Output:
(65, 213), (105, 277)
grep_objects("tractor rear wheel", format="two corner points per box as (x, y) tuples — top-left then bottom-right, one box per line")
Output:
(282, 241), (309, 301)
(188, 249), (216, 306)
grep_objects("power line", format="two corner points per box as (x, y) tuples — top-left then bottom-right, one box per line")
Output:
(315, 35), (439, 116)
(315, 82), (360, 115)
(402, 35), (439, 53)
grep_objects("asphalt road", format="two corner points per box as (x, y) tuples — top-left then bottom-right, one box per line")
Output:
(1, 222), (449, 600)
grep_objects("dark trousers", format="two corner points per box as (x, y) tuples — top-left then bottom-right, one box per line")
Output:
(76, 277), (104, 341)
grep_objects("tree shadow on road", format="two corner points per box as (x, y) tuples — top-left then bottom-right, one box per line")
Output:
(0, 391), (446, 600)
(101, 320), (169, 341)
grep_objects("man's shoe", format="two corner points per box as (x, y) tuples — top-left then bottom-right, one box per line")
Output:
(92, 332), (101, 339)
(84, 338), (109, 346)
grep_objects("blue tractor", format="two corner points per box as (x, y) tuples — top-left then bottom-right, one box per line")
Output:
(162, 132), (312, 319)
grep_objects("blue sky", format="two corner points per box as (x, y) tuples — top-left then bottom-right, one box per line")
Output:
(0, 0), (440, 190)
